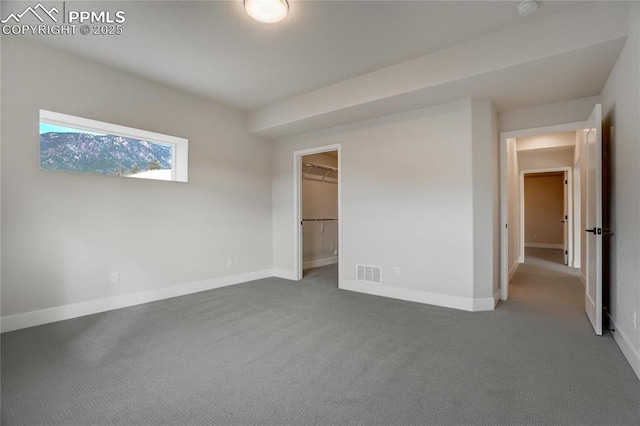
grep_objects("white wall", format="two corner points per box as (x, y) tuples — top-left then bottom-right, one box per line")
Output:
(517, 148), (575, 171)
(517, 131), (576, 151)
(273, 99), (497, 311)
(471, 99), (500, 301)
(498, 96), (599, 133)
(1, 39), (273, 329)
(492, 104), (500, 300)
(302, 153), (338, 269)
(600, 2), (640, 378)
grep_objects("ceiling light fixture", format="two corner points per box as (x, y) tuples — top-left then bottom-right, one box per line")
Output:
(245, 0), (289, 24)
(517, 0), (539, 16)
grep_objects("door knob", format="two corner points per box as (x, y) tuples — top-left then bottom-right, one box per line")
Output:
(585, 228), (596, 233)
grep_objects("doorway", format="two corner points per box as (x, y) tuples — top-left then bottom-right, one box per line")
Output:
(520, 169), (571, 266)
(500, 123), (584, 301)
(293, 144), (342, 283)
(301, 151), (339, 281)
(500, 105), (605, 337)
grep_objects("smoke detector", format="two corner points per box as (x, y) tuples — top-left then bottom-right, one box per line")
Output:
(517, 0), (539, 16)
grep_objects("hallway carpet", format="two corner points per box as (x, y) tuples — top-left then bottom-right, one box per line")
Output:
(2, 259), (639, 425)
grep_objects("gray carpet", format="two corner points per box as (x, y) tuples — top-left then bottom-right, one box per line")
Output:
(524, 247), (577, 274)
(2, 257), (639, 425)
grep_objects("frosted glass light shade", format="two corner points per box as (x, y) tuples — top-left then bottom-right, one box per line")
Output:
(517, 0), (538, 16)
(245, 0), (289, 24)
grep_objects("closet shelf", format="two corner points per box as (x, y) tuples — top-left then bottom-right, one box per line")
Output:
(302, 162), (338, 184)
(303, 162), (337, 173)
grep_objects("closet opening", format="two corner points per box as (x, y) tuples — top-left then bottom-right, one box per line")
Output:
(301, 151), (339, 282)
(293, 144), (341, 286)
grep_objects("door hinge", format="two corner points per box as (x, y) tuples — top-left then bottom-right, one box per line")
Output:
(565, 180), (568, 184)
(565, 250), (568, 255)
(565, 215), (568, 220)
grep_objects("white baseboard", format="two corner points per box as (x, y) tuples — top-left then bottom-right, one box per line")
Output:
(303, 256), (337, 270)
(493, 290), (501, 308)
(608, 315), (640, 381)
(474, 295), (497, 311)
(340, 279), (494, 312)
(272, 269), (298, 281)
(524, 243), (564, 249)
(508, 262), (519, 281)
(1, 269), (273, 333)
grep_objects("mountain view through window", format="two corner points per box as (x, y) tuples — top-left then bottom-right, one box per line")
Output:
(39, 122), (173, 181)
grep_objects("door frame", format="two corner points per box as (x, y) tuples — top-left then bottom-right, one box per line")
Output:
(293, 143), (342, 281)
(573, 160), (582, 269)
(500, 122), (584, 300)
(519, 167), (572, 265)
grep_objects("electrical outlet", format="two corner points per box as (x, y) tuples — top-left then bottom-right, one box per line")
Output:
(227, 258), (233, 267)
(110, 272), (120, 284)
(394, 267), (401, 277)
(330, 244), (334, 251)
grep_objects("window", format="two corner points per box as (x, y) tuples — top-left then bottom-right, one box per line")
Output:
(39, 110), (188, 182)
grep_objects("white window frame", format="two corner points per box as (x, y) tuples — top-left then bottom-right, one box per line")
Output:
(39, 109), (189, 182)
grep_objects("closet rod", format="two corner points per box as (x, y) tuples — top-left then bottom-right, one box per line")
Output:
(302, 218), (338, 222)
(303, 162), (338, 173)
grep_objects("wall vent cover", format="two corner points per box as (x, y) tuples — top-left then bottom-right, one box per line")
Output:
(357, 264), (382, 284)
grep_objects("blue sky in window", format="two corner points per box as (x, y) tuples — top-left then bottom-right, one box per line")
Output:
(40, 122), (105, 136)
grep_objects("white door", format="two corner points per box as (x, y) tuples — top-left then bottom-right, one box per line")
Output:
(584, 104), (603, 336)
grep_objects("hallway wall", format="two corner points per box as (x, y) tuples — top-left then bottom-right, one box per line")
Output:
(518, 148), (575, 170)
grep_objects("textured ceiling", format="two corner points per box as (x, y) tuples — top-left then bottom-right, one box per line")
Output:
(26, 1), (587, 110)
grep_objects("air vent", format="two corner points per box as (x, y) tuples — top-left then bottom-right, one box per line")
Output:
(357, 264), (382, 284)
